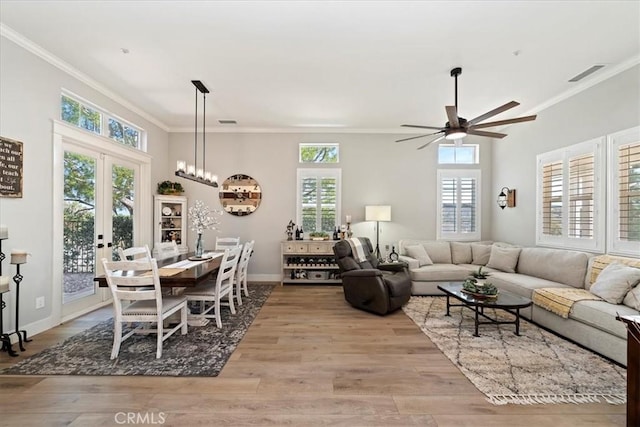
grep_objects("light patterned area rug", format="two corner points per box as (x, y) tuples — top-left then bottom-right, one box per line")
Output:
(403, 296), (627, 405)
(1, 284), (273, 377)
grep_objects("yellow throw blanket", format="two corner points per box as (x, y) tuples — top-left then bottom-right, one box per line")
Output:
(589, 255), (640, 285)
(532, 288), (602, 319)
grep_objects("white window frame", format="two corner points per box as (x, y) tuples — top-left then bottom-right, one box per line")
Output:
(296, 168), (342, 232)
(536, 137), (606, 252)
(607, 126), (640, 257)
(436, 169), (481, 241)
(299, 143), (339, 163)
(438, 143), (479, 164)
(61, 90), (147, 151)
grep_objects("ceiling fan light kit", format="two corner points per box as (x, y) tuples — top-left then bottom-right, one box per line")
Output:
(397, 67), (537, 149)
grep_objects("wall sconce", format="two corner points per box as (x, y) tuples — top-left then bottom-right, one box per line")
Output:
(497, 187), (516, 209)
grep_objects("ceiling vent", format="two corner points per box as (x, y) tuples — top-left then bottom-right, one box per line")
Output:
(568, 65), (605, 82)
(218, 119), (237, 125)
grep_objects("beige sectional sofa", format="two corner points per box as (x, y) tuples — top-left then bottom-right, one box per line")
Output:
(397, 239), (640, 366)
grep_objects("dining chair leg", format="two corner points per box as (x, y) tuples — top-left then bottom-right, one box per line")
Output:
(242, 277), (249, 297)
(235, 282), (243, 306)
(111, 321), (122, 360)
(180, 304), (188, 334)
(228, 289), (236, 315)
(214, 299), (222, 328)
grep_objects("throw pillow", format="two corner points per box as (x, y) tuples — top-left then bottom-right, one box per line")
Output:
(623, 285), (640, 311)
(589, 263), (640, 304)
(471, 244), (492, 266)
(422, 241), (452, 264)
(486, 246), (521, 273)
(405, 245), (433, 267)
(451, 242), (472, 264)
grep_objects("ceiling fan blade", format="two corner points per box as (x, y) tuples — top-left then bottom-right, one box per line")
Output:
(401, 124), (445, 131)
(470, 115), (537, 129)
(395, 133), (434, 143)
(417, 135), (445, 150)
(446, 106), (459, 128)
(466, 129), (508, 139)
(467, 101), (520, 126)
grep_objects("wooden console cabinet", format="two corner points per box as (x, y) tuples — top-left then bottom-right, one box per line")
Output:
(619, 315), (639, 427)
(281, 240), (341, 285)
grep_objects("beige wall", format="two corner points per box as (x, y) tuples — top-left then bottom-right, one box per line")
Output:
(491, 65), (640, 248)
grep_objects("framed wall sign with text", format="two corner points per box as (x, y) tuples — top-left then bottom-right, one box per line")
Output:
(0, 136), (23, 198)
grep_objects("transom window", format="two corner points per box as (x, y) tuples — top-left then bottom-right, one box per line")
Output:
(61, 92), (144, 150)
(299, 143), (339, 163)
(438, 144), (479, 164)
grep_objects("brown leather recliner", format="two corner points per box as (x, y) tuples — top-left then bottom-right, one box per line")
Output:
(333, 237), (411, 315)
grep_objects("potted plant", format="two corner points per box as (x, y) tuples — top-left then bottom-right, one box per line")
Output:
(157, 181), (184, 195)
(471, 266), (491, 280)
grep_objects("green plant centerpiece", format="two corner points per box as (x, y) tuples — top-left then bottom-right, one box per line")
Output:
(157, 181), (184, 195)
(462, 277), (498, 297)
(309, 231), (329, 240)
(471, 266), (491, 280)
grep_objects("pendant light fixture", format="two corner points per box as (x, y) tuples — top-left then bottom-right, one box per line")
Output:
(175, 80), (218, 187)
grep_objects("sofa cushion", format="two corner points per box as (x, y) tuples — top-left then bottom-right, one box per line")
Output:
(405, 245), (433, 267)
(410, 264), (470, 282)
(516, 247), (589, 289)
(487, 272), (572, 300)
(623, 285), (640, 310)
(471, 243), (491, 265)
(569, 300), (637, 339)
(588, 254), (640, 285)
(486, 246), (521, 273)
(589, 262), (640, 304)
(422, 241), (452, 264)
(451, 242), (472, 264)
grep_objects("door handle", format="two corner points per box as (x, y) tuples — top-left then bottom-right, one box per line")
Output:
(97, 243), (104, 248)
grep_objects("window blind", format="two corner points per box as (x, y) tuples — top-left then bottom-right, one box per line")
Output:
(440, 178), (457, 233)
(542, 160), (563, 236)
(568, 153), (595, 238)
(618, 142), (640, 242)
(299, 175), (338, 233)
(439, 176), (477, 234)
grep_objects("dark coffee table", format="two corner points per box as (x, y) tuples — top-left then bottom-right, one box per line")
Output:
(437, 282), (533, 337)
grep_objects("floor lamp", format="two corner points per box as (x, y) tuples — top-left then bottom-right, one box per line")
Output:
(365, 205), (391, 261)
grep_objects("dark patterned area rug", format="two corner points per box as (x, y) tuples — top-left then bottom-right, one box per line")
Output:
(1, 284), (273, 377)
(403, 296), (627, 405)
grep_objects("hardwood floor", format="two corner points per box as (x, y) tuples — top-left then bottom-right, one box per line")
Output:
(0, 285), (626, 426)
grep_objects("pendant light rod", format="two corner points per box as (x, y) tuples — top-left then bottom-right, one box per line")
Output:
(175, 80), (218, 187)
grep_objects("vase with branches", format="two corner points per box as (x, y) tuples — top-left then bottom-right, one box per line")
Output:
(188, 200), (222, 257)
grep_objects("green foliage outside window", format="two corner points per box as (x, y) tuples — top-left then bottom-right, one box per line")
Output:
(300, 144), (338, 163)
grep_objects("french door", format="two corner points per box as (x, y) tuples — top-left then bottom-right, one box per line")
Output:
(53, 122), (151, 322)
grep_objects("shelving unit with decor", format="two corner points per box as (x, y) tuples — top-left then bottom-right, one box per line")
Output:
(153, 195), (188, 256)
(281, 240), (341, 285)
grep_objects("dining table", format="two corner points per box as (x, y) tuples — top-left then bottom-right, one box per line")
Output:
(94, 251), (223, 288)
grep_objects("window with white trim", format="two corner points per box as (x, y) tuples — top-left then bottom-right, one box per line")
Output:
(296, 168), (341, 233)
(608, 126), (640, 256)
(437, 169), (481, 241)
(536, 138), (605, 251)
(299, 143), (339, 163)
(61, 92), (145, 150)
(438, 143), (479, 164)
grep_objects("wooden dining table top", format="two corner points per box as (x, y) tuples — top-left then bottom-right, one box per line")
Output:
(94, 251), (222, 288)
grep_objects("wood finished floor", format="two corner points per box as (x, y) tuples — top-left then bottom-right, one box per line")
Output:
(0, 285), (626, 426)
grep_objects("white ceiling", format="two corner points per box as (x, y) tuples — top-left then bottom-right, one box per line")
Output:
(1, 1), (639, 133)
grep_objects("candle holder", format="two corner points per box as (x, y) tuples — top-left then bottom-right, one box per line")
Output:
(9, 261), (31, 352)
(0, 238), (18, 356)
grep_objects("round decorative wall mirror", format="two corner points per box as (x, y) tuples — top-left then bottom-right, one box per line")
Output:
(219, 174), (262, 216)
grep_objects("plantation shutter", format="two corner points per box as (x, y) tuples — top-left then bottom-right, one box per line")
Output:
(301, 177), (318, 232)
(542, 160), (563, 236)
(618, 142), (640, 242)
(568, 153), (595, 238)
(297, 169), (341, 234)
(437, 170), (480, 240)
(440, 178), (457, 233)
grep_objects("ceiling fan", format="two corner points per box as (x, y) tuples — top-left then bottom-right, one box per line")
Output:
(396, 67), (537, 149)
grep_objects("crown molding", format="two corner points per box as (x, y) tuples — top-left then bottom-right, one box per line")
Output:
(0, 23), (169, 132)
(169, 126), (418, 134)
(522, 54), (640, 118)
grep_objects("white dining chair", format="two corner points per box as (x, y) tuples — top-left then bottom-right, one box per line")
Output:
(117, 245), (152, 261)
(234, 240), (254, 306)
(101, 258), (188, 359)
(183, 246), (241, 328)
(154, 241), (181, 260)
(215, 236), (240, 251)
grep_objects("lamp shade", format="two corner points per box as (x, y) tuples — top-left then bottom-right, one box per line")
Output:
(365, 205), (391, 222)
